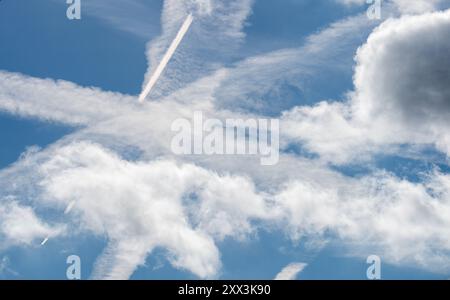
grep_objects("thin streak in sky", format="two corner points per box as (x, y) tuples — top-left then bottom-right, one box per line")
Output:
(138, 14), (194, 103)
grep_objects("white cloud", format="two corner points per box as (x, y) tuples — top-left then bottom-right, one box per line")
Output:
(336, 0), (445, 14)
(0, 201), (65, 248)
(50, 0), (161, 40)
(39, 142), (220, 279)
(3, 138), (450, 276)
(82, 0), (161, 39)
(0, 71), (137, 126)
(214, 13), (376, 115)
(352, 10), (450, 142)
(277, 172), (450, 272)
(282, 9), (450, 163)
(34, 141), (276, 279)
(0, 256), (18, 277)
(393, 0), (443, 14)
(142, 0), (254, 99)
(274, 263), (307, 280)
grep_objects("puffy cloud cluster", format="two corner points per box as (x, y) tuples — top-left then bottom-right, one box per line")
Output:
(35, 142), (275, 279)
(353, 10), (450, 147)
(278, 172), (450, 272)
(282, 9), (450, 162)
(12, 140), (450, 277)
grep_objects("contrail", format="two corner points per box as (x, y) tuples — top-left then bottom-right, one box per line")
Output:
(138, 14), (194, 103)
(64, 201), (76, 215)
(40, 238), (49, 246)
(40, 201), (76, 247)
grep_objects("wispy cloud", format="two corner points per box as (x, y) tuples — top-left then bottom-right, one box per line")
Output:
(139, 14), (193, 102)
(0, 201), (65, 249)
(51, 0), (161, 40)
(336, 0), (446, 14)
(0, 256), (18, 278)
(275, 263), (307, 280)
(142, 0), (254, 99)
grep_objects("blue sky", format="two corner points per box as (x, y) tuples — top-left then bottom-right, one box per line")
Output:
(1, 0), (450, 280)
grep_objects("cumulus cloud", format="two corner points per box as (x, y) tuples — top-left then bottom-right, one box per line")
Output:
(3, 138), (450, 276)
(39, 142), (220, 279)
(274, 263), (307, 280)
(282, 9), (450, 162)
(34, 141), (276, 279)
(352, 10), (450, 140)
(278, 171), (450, 272)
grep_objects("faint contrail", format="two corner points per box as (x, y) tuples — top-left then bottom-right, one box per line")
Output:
(138, 14), (194, 103)
(40, 201), (76, 247)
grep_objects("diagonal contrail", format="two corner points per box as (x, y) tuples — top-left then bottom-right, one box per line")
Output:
(138, 14), (194, 103)
(40, 200), (76, 247)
